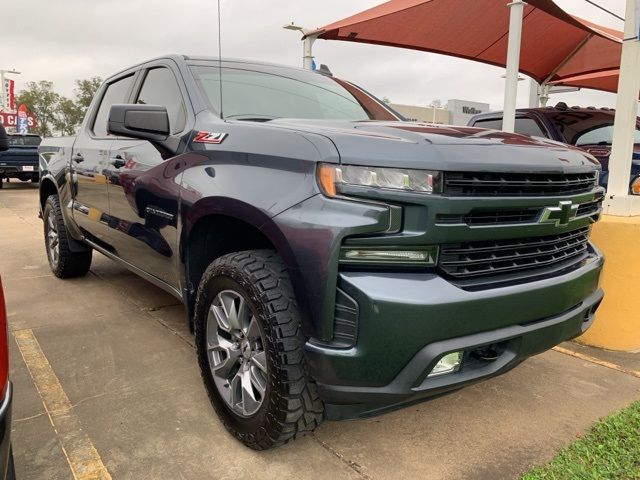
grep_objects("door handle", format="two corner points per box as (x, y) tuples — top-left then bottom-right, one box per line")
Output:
(110, 156), (125, 169)
(72, 153), (84, 163)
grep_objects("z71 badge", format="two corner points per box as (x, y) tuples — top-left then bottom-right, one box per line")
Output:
(193, 131), (228, 144)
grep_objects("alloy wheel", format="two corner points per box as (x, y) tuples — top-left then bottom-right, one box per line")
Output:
(46, 209), (59, 268)
(206, 290), (268, 417)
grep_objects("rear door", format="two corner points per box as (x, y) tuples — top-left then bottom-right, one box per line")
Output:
(71, 73), (136, 242)
(103, 63), (189, 287)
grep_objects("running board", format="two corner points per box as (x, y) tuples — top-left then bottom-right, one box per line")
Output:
(83, 238), (183, 301)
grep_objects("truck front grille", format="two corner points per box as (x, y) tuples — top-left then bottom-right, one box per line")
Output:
(439, 227), (591, 289)
(443, 171), (598, 197)
(435, 195), (603, 226)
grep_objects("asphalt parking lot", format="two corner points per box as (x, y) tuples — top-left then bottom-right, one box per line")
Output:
(1, 182), (639, 480)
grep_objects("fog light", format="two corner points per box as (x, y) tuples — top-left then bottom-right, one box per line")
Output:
(631, 175), (640, 195)
(428, 351), (463, 377)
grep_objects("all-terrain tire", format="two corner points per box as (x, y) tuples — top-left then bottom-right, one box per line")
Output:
(43, 194), (92, 278)
(194, 249), (324, 450)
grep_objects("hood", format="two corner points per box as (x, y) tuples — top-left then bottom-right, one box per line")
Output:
(580, 144), (640, 172)
(268, 119), (600, 173)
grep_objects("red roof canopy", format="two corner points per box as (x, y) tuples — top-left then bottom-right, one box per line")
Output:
(310, 0), (622, 88)
(550, 69), (619, 94)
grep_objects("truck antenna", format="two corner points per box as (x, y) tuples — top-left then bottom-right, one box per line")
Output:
(217, 0), (224, 120)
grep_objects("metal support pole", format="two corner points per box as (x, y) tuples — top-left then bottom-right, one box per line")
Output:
(606, 0), (640, 215)
(502, 0), (526, 133)
(303, 34), (318, 70)
(0, 70), (5, 111)
(539, 83), (550, 107)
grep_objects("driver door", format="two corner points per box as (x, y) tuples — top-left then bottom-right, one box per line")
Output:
(103, 64), (189, 288)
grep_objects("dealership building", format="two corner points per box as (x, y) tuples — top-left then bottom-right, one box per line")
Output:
(388, 99), (491, 126)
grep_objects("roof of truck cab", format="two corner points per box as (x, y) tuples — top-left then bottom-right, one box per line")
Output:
(106, 54), (309, 79)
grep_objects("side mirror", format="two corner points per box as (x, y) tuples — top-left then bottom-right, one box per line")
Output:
(0, 124), (8, 152)
(107, 104), (170, 142)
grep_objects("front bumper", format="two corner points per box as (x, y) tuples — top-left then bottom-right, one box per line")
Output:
(305, 249), (604, 420)
(0, 382), (12, 480)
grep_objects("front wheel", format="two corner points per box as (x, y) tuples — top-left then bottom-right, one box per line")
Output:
(194, 250), (324, 450)
(43, 195), (92, 278)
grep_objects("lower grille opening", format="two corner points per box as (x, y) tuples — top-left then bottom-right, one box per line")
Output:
(331, 288), (359, 348)
(464, 341), (510, 369)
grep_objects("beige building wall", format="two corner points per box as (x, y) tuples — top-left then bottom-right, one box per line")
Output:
(388, 103), (451, 124)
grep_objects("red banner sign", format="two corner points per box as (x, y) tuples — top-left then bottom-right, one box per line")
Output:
(3, 79), (14, 112)
(0, 111), (37, 129)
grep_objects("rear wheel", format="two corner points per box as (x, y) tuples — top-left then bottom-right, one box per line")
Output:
(43, 195), (92, 278)
(194, 250), (324, 450)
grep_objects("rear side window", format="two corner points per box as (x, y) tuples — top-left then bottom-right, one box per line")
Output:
(135, 68), (187, 134)
(514, 117), (547, 138)
(92, 75), (134, 137)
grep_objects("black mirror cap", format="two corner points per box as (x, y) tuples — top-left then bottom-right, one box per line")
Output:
(107, 104), (170, 142)
(0, 124), (8, 152)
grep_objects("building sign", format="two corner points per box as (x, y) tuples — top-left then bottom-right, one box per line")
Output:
(2, 79), (15, 112)
(16, 104), (28, 133)
(462, 106), (483, 115)
(448, 99), (490, 125)
(0, 110), (37, 129)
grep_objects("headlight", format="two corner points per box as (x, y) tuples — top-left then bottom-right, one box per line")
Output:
(317, 163), (441, 197)
(631, 175), (640, 195)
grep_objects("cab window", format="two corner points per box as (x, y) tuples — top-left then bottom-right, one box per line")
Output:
(92, 75), (134, 137)
(472, 118), (502, 130)
(135, 68), (187, 134)
(514, 117), (547, 138)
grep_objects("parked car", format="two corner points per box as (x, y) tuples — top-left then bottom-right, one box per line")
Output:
(0, 132), (41, 188)
(0, 124), (16, 479)
(39, 56), (604, 450)
(467, 103), (640, 193)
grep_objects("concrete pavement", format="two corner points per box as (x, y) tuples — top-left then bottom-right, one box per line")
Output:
(1, 181), (639, 480)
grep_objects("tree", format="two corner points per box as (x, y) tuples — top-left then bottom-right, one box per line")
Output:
(54, 97), (83, 136)
(14, 76), (103, 137)
(74, 77), (102, 112)
(15, 81), (59, 137)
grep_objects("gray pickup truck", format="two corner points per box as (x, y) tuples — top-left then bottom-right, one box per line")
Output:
(38, 55), (604, 450)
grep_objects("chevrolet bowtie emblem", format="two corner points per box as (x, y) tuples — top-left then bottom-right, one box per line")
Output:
(539, 200), (579, 226)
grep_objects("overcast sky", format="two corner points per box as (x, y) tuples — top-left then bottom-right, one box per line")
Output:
(0, 0), (626, 112)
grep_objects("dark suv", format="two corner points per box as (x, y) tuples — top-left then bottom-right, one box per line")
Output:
(468, 104), (640, 193)
(0, 133), (41, 187)
(39, 56), (604, 449)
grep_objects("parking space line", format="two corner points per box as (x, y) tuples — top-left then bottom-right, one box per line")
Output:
(553, 346), (640, 378)
(13, 329), (112, 480)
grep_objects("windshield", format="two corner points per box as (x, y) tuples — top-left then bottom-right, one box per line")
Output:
(8, 135), (41, 146)
(548, 111), (640, 146)
(191, 65), (397, 122)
